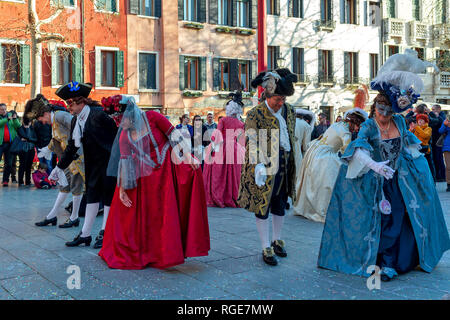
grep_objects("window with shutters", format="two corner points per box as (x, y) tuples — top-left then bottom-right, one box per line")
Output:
(321, 0), (332, 21)
(238, 61), (249, 91)
(51, 0), (75, 7)
(1, 44), (20, 84)
(412, 0), (421, 21)
(185, 57), (200, 90)
(437, 50), (450, 72)
(344, 52), (358, 84)
(95, 0), (118, 13)
(267, 0), (278, 15)
(237, 0), (250, 27)
(388, 45), (399, 57)
(267, 46), (279, 70)
(219, 60), (230, 90)
(414, 47), (425, 61)
(292, 47), (305, 81)
(139, 0), (155, 16)
(318, 50), (333, 83)
(386, 0), (395, 18)
(218, 0), (233, 25)
(139, 52), (158, 90)
(369, 53), (378, 80)
(56, 48), (74, 85)
(101, 51), (116, 87)
(436, 0), (448, 23)
(184, 0), (199, 21)
(342, 0), (357, 24)
(369, 2), (380, 26)
(288, 0), (303, 18)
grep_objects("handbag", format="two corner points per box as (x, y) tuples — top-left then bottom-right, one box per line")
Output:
(436, 133), (446, 148)
(9, 136), (26, 154)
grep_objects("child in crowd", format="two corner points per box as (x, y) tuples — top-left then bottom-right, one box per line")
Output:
(410, 113), (436, 181)
(32, 162), (52, 189)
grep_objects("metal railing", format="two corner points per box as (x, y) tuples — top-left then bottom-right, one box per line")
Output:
(316, 20), (336, 31)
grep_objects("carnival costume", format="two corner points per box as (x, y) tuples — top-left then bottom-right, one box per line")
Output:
(318, 49), (450, 281)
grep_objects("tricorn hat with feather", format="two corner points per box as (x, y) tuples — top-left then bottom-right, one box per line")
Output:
(24, 94), (51, 121)
(251, 68), (298, 97)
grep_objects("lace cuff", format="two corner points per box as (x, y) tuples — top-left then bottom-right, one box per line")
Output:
(117, 156), (137, 190)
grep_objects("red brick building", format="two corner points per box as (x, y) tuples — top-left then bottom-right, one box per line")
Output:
(0, 0), (128, 112)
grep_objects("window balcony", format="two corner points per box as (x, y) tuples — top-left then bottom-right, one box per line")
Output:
(409, 21), (429, 42)
(440, 72), (450, 88)
(384, 18), (405, 39)
(432, 23), (450, 44)
(317, 75), (336, 86)
(295, 74), (310, 85)
(316, 20), (336, 32)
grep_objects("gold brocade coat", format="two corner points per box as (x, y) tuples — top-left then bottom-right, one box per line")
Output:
(47, 111), (85, 181)
(237, 102), (297, 217)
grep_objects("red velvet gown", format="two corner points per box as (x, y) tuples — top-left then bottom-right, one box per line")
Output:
(99, 111), (210, 269)
(202, 117), (245, 208)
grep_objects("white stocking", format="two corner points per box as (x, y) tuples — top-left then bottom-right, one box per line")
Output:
(101, 205), (110, 230)
(272, 215), (285, 242)
(46, 192), (69, 219)
(81, 203), (100, 238)
(255, 217), (270, 250)
(70, 195), (82, 221)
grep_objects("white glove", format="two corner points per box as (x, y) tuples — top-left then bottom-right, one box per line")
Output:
(255, 163), (267, 187)
(49, 167), (69, 187)
(37, 146), (52, 160)
(353, 148), (395, 180)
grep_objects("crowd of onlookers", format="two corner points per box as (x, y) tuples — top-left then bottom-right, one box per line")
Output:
(0, 102), (56, 190)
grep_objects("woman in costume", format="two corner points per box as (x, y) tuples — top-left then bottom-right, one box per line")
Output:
(318, 49), (450, 281)
(293, 88), (369, 223)
(203, 91), (245, 208)
(99, 100), (210, 269)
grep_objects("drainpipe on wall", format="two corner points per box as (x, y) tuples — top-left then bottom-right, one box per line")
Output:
(81, 0), (85, 82)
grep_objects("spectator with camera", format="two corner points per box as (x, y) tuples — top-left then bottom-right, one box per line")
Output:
(0, 103), (21, 186)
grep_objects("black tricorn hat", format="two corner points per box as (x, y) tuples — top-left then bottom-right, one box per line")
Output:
(24, 94), (51, 120)
(55, 81), (93, 101)
(251, 68), (298, 97)
(228, 90), (243, 106)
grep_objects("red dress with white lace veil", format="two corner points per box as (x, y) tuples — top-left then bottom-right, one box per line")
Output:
(99, 110), (210, 269)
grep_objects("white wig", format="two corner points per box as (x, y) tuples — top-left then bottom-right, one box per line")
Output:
(226, 101), (243, 118)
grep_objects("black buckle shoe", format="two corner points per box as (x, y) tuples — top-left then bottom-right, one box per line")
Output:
(262, 247), (278, 266)
(93, 230), (104, 249)
(271, 240), (287, 257)
(66, 232), (91, 247)
(59, 218), (80, 228)
(35, 217), (57, 227)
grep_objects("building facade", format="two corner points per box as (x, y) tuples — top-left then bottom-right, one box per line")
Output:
(126, 0), (258, 122)
(266, 0), (382, 121)
(0, 0), (128, 112)
(382, 0), (450, 106)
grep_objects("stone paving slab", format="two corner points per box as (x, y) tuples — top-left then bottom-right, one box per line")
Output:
(0, 183), (449, 300)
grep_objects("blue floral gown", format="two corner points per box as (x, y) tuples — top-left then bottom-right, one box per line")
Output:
(317, 115), (450, 277)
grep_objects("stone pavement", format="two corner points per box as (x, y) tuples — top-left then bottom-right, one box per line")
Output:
(0, 182), (449, 300)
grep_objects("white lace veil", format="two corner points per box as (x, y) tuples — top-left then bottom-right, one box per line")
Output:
(106, 98), (154, 189)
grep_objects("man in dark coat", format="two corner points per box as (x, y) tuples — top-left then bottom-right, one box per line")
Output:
(49, 81), (118, 249)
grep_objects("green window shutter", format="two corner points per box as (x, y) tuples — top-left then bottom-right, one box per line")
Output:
(95, 49), (102, 87)
(250, 60), (257, 83)
(0, 45), (3, 82)
(329, 51), (333, 77)
(155, 0), (162, 17)
(292, 48), (298, 74)
(318, 50), (323, 79)
(229, 59), (240, 91)
(178, 0), (184, 20)
(364, 1), (367, 26)
(51, 51), (58, 86)
(115, 50), (124, 87)
(250, 0), (257, 28)
(179, 55), (185, 90)
(199, 0), (207, 22)
(232, 0), (237, 26)
(212, 58), (220, 91)
(200, 57), (207, 91)
(72, 48), (82, 83)
(20, 44), (30, 85)
(129, 0), (139, 14)
(209, 0), (218, 24)
(344, 52), (349, 82)
(109, 0), (117, 12)
(275, 0), (280, 16)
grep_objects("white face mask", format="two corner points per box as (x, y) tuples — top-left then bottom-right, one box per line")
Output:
(376, 103), (393, 116)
